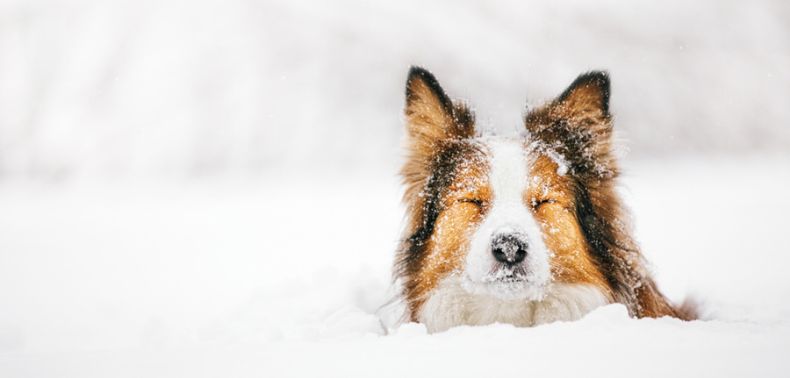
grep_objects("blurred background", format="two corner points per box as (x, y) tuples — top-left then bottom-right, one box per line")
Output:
(1, 0), (788, 181)
(1, 0), (790, 372)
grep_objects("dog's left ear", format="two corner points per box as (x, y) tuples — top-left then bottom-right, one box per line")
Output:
(526, 71), (616, 179)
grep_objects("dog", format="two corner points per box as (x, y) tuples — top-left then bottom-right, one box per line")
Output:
(394, 67), (695, 332)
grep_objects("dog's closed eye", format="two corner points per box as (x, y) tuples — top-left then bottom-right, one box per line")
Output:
(457, 198), (486, 207)
(531, 198), (556, 209)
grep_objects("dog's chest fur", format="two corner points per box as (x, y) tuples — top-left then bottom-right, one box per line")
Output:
(418, 277), (610, 333)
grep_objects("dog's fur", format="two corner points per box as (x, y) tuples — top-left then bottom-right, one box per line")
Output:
(394, 67), (694, 332)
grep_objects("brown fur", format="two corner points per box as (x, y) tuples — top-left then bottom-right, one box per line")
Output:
(527, 154), (611, 295)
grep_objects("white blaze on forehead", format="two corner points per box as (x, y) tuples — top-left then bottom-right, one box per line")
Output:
(488, 140), (528, 205)
(462, 138), (551, 300)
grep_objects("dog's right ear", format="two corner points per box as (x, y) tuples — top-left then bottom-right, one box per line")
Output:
(404, 67), (474, 148)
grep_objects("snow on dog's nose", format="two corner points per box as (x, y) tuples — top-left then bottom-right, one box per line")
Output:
(491, 232), (528, 265)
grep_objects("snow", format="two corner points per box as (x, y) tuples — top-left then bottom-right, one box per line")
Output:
(1, 156), (790, 377)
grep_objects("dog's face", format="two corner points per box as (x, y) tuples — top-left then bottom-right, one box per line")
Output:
(405, 134), (609, 303)
(428, 139), (604, 301)
(398, 68), (619, 327)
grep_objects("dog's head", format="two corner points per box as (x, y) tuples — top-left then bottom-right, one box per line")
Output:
(398, 67), (623, 315)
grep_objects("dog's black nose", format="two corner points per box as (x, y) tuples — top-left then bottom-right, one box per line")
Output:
(491, 233), (528, 265)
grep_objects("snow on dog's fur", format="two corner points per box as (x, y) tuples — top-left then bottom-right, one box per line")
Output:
(394, 67), (695, 332)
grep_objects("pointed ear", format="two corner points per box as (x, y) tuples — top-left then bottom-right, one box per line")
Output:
(556, 71), (610, 117)
(525, 71), (615, 179)
(405, 66), (474, 145)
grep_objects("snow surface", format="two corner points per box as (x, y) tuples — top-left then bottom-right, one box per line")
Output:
(1, 157), (789, 377)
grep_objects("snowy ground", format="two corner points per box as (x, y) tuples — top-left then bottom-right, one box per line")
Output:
(1, 156), (789, 377)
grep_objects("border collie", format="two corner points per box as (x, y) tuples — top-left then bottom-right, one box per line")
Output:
(394, 67), (695, 332)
